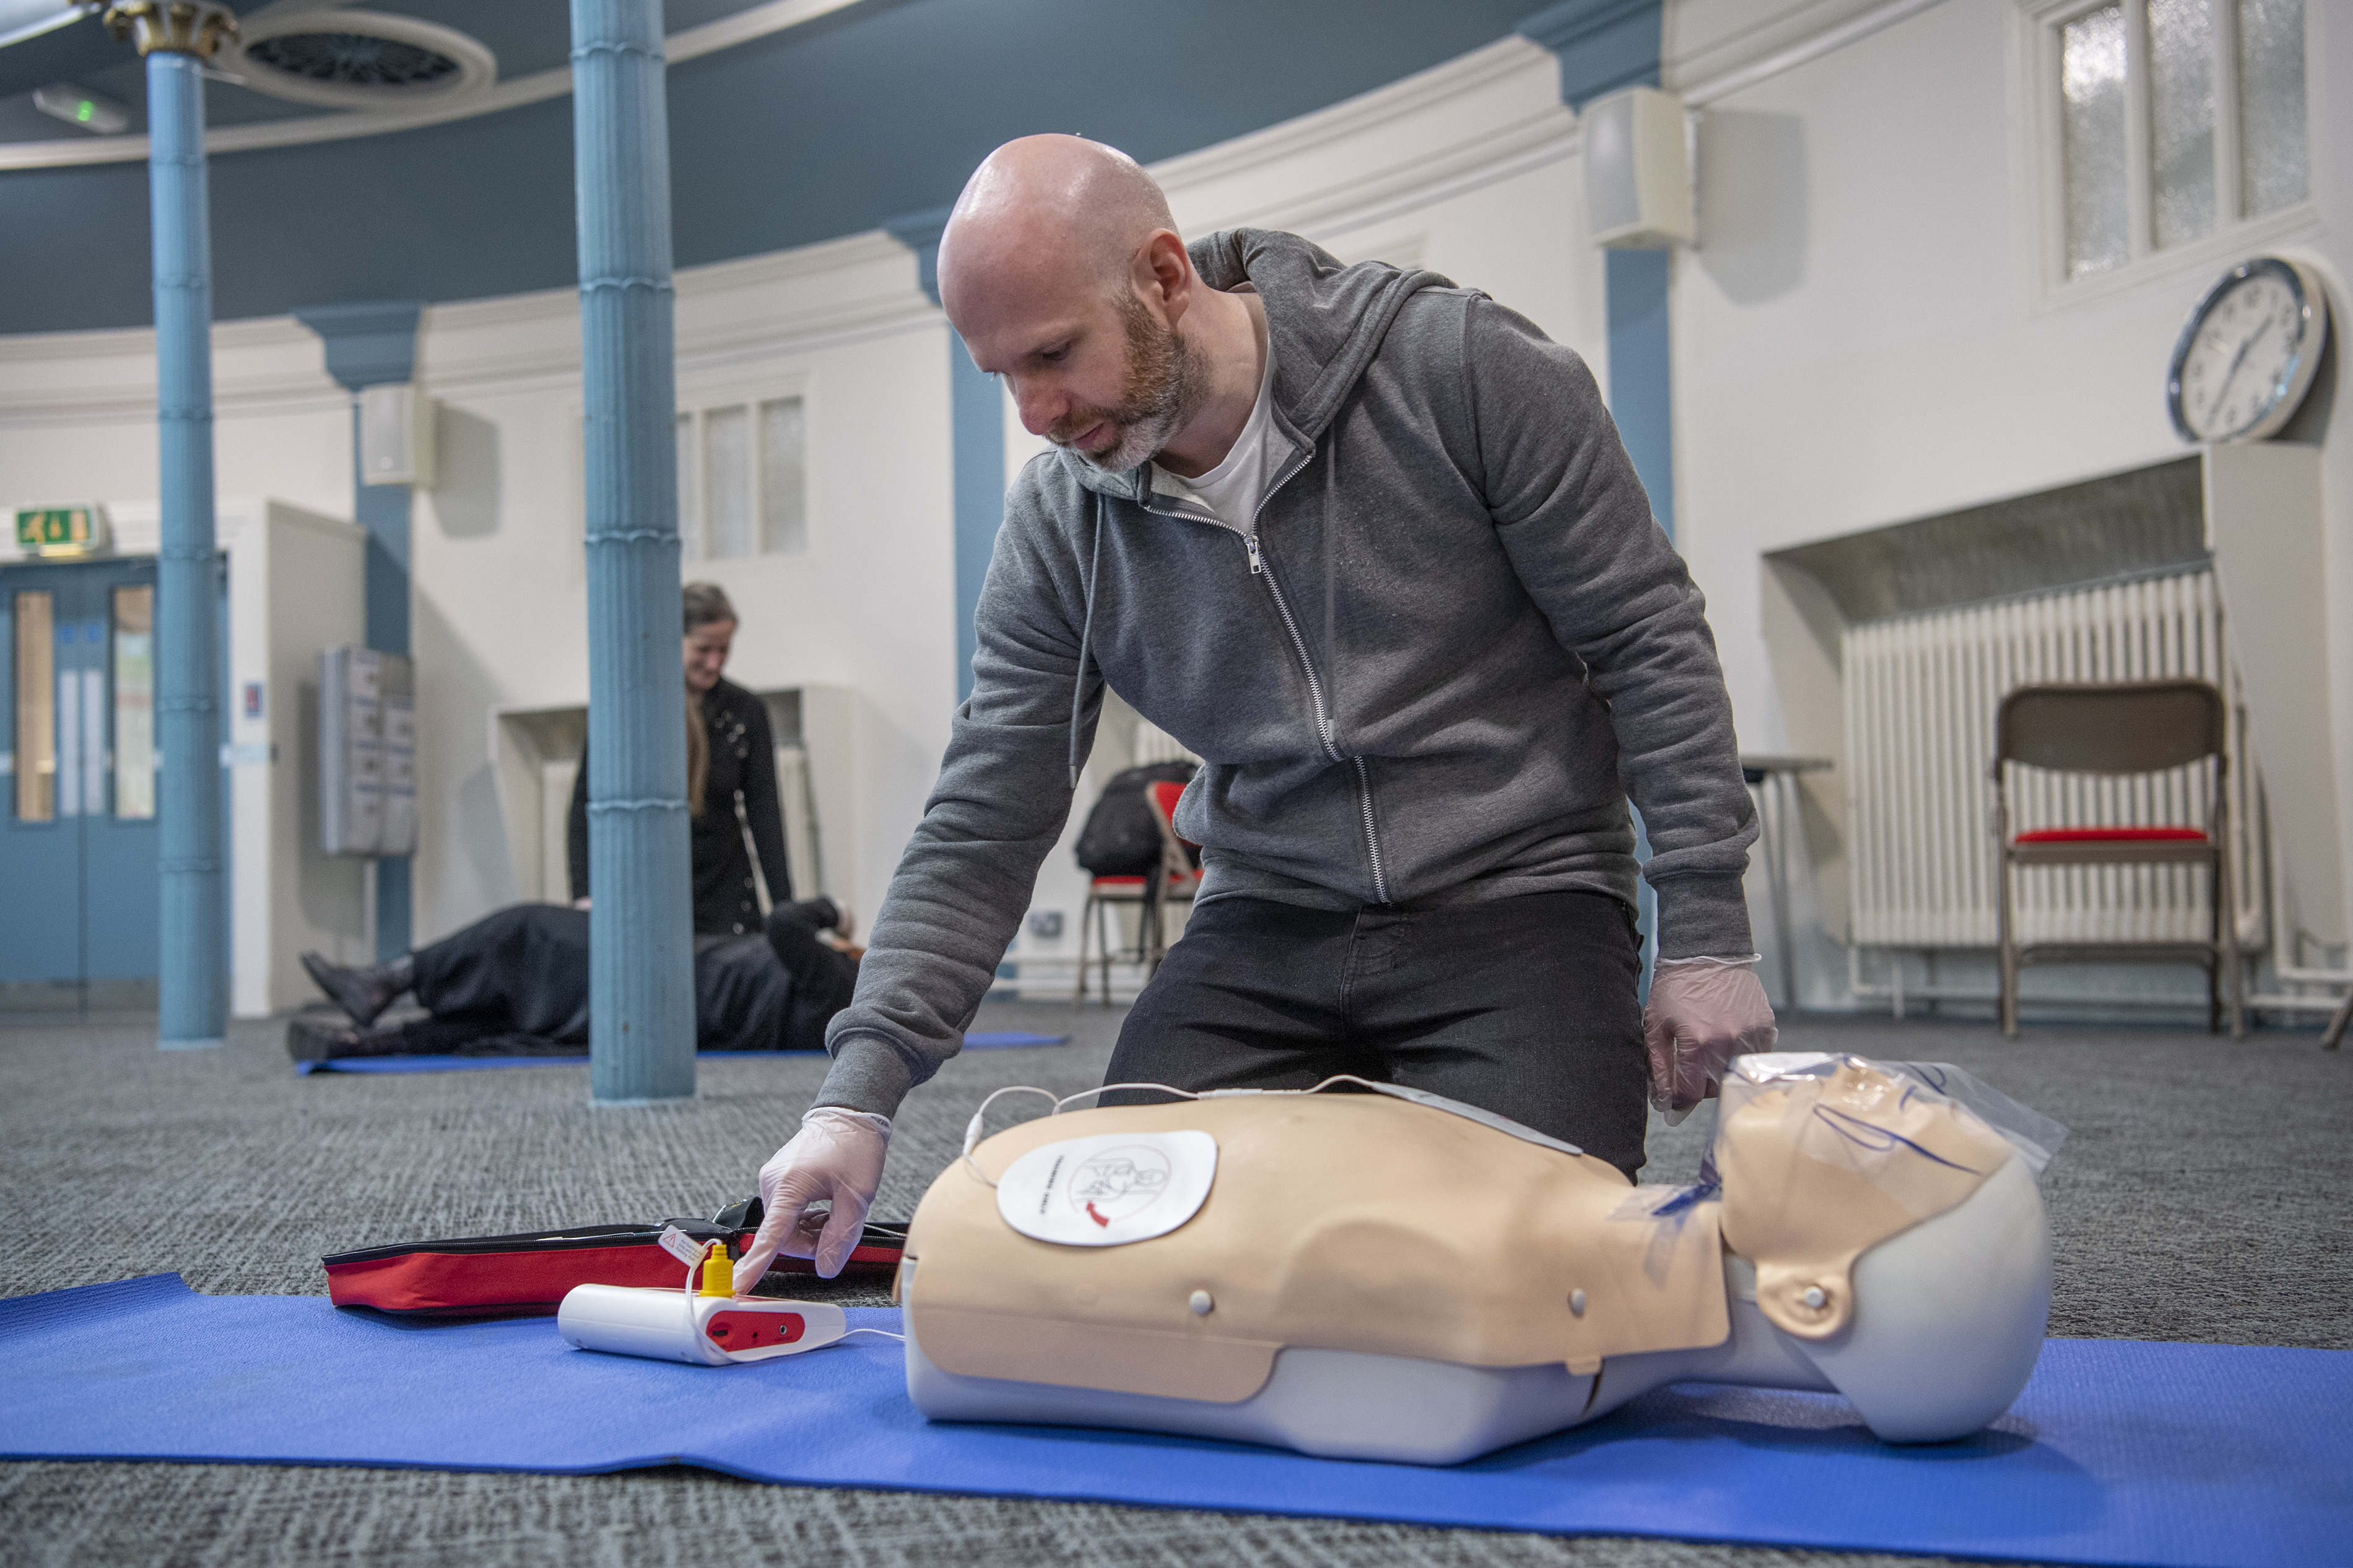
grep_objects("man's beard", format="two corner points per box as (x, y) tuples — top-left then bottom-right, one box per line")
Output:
(1049, 293), (1201, 475)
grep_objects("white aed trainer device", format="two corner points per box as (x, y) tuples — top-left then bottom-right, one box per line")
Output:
(557, 1283), (848, 1366)
(555, 1234), (848, 1367)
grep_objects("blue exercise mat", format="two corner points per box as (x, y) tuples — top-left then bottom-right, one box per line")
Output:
(294, 1031), (1069, 1074)
(4, 1276), (2346, 1566)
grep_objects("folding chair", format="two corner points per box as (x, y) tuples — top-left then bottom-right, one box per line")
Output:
(1073, 781), (1201, 1004)
(1144, 777), (1202, 944)
(1993, 679), (2243, 1038)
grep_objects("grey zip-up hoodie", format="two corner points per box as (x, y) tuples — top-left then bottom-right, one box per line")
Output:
(815, 229), (1756, 1117)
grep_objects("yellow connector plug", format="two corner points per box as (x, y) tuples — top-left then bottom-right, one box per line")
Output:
(698, 1240), (734, 1299)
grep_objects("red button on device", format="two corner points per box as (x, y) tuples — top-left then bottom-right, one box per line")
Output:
(705, 1310), (806, 1348)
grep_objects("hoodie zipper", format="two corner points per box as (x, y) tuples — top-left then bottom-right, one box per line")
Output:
(1202, 442), (1391, 906)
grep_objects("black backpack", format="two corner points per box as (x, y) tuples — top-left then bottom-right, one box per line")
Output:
(1076, 761), (1199, 877)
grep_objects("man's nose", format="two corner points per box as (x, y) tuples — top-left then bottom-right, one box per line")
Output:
(1012, 379), (1063, 436)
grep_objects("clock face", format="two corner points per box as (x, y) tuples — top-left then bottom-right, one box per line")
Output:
(2168, 259), (2329, 444)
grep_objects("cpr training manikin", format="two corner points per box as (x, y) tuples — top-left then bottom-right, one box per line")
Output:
(897, 1054), (2067, 1465)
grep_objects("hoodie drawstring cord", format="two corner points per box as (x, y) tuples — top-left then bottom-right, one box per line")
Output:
(1323, 435), (1339, 740)
(1069, 491), (1105, 789)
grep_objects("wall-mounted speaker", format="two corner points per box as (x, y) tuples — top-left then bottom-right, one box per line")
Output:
(1581, 87), (1695, 250)
(359, 381), (437, 489)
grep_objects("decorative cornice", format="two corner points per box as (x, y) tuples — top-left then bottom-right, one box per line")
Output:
(1196, 100), (1576, 243)
(1671, 0), (1954, 105)
(414, 228), (913, 340)
(0, 0), (863, 171)
(1152, 39), (1573, 240)
(1151, 37), (1546, 196)
(0, 230), (933, 422)
(388, 231), (933, 396)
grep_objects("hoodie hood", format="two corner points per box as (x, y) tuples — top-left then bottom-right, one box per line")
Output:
(1056, 229), (1453, 503)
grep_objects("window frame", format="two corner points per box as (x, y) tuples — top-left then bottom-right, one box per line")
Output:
(2016, 0), (2316, 306)
(672, 370), (814, 565)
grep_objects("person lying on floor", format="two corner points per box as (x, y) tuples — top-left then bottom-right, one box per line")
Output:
(288, 898), (860, 1062)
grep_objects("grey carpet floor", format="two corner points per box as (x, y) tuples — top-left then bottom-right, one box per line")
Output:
(1, 1002), (2345, 1567)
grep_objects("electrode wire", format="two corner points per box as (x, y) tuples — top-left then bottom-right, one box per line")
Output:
(955, 1074), (1403, 1186)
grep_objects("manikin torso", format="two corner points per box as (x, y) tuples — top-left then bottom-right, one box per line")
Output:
(898, 1056), (2057, 1465)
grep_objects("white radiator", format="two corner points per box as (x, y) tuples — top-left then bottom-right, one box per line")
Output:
(1845, 570), (2262, 950)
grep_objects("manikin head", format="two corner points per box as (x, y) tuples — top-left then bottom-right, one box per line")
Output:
(938, 135), (1209, 474)
(1712, 1055), (2061, 1442)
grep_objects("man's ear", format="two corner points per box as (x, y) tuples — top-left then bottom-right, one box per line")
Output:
(1137, 230), (1193, 324)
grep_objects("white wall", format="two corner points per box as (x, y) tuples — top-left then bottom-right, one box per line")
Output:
(1665, 0), (2350, 1004)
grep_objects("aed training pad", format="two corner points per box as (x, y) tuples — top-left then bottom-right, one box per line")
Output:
(4, 1276), (2349, 1568)
(293, 1031), (1070, 1074)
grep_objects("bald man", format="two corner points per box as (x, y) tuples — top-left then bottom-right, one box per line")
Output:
(734, 137), (1773, 1286)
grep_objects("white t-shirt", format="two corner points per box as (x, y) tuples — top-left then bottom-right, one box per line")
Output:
(1155, 344), (1279, 533)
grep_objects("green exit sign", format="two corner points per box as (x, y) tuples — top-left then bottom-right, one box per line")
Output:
(14, 505), (110, 557)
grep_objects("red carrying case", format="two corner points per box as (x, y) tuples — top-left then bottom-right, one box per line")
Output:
(321, 1197), (907, 1319)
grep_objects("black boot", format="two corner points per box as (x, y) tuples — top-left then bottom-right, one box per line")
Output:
(285, 1016), (413, 1063)
(299, 951), (415, 1027)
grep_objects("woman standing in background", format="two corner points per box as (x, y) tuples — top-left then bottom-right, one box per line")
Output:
(569, 581), (793, 933)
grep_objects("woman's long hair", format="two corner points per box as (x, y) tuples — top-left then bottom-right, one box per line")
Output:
(685, 686), (709, 817)
(681, 583), (731, 815)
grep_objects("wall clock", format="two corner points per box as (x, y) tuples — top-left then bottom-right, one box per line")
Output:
(2167, 256), (2331, 444)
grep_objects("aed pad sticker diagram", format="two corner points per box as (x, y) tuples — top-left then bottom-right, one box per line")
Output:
(996, 1130), (1218, 1246)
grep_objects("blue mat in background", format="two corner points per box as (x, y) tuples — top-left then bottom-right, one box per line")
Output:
(5, 1276), (2347, 1566)
(295, 1031), (1069, 1074)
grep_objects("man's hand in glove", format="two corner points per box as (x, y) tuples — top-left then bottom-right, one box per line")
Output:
(1643, 956), (1778, 1124)
(732, 1106), (892, 1291)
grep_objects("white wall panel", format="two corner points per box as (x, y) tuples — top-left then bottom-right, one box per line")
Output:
(1669, 0), (2350, 1002)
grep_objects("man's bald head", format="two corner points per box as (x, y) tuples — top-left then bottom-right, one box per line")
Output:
(937, 135), (1178, 318)
(937, 136), (1259, 478)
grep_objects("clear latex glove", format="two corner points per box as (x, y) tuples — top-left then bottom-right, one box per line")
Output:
(732, 1107), (892, 1290)
(1643, 955), (1778, 1126)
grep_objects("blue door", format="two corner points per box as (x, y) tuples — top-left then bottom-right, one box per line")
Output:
(0, 557), (186, 1013)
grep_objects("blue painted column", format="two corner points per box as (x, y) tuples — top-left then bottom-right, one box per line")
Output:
(111, 2), (239, 1049)
(887, 205), (1006, 703)
(1519, 0), (1676, 539)
(1606, 248), (1674, 540)
(571, 0), (695, 1103)
(292, 301), (422, 961)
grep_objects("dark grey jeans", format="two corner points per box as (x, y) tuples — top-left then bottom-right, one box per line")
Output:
(1103, 890), (1649, 1179)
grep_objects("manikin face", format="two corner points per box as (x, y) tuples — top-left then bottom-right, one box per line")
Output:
(952, 257), (1201, 476)
(682, 618), (734, 694)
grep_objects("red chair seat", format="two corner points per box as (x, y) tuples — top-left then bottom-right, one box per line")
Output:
(1147, 779), (1203, 850)
(1090, 875), (1150, 887)
(2014, 827), (2207, 844)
